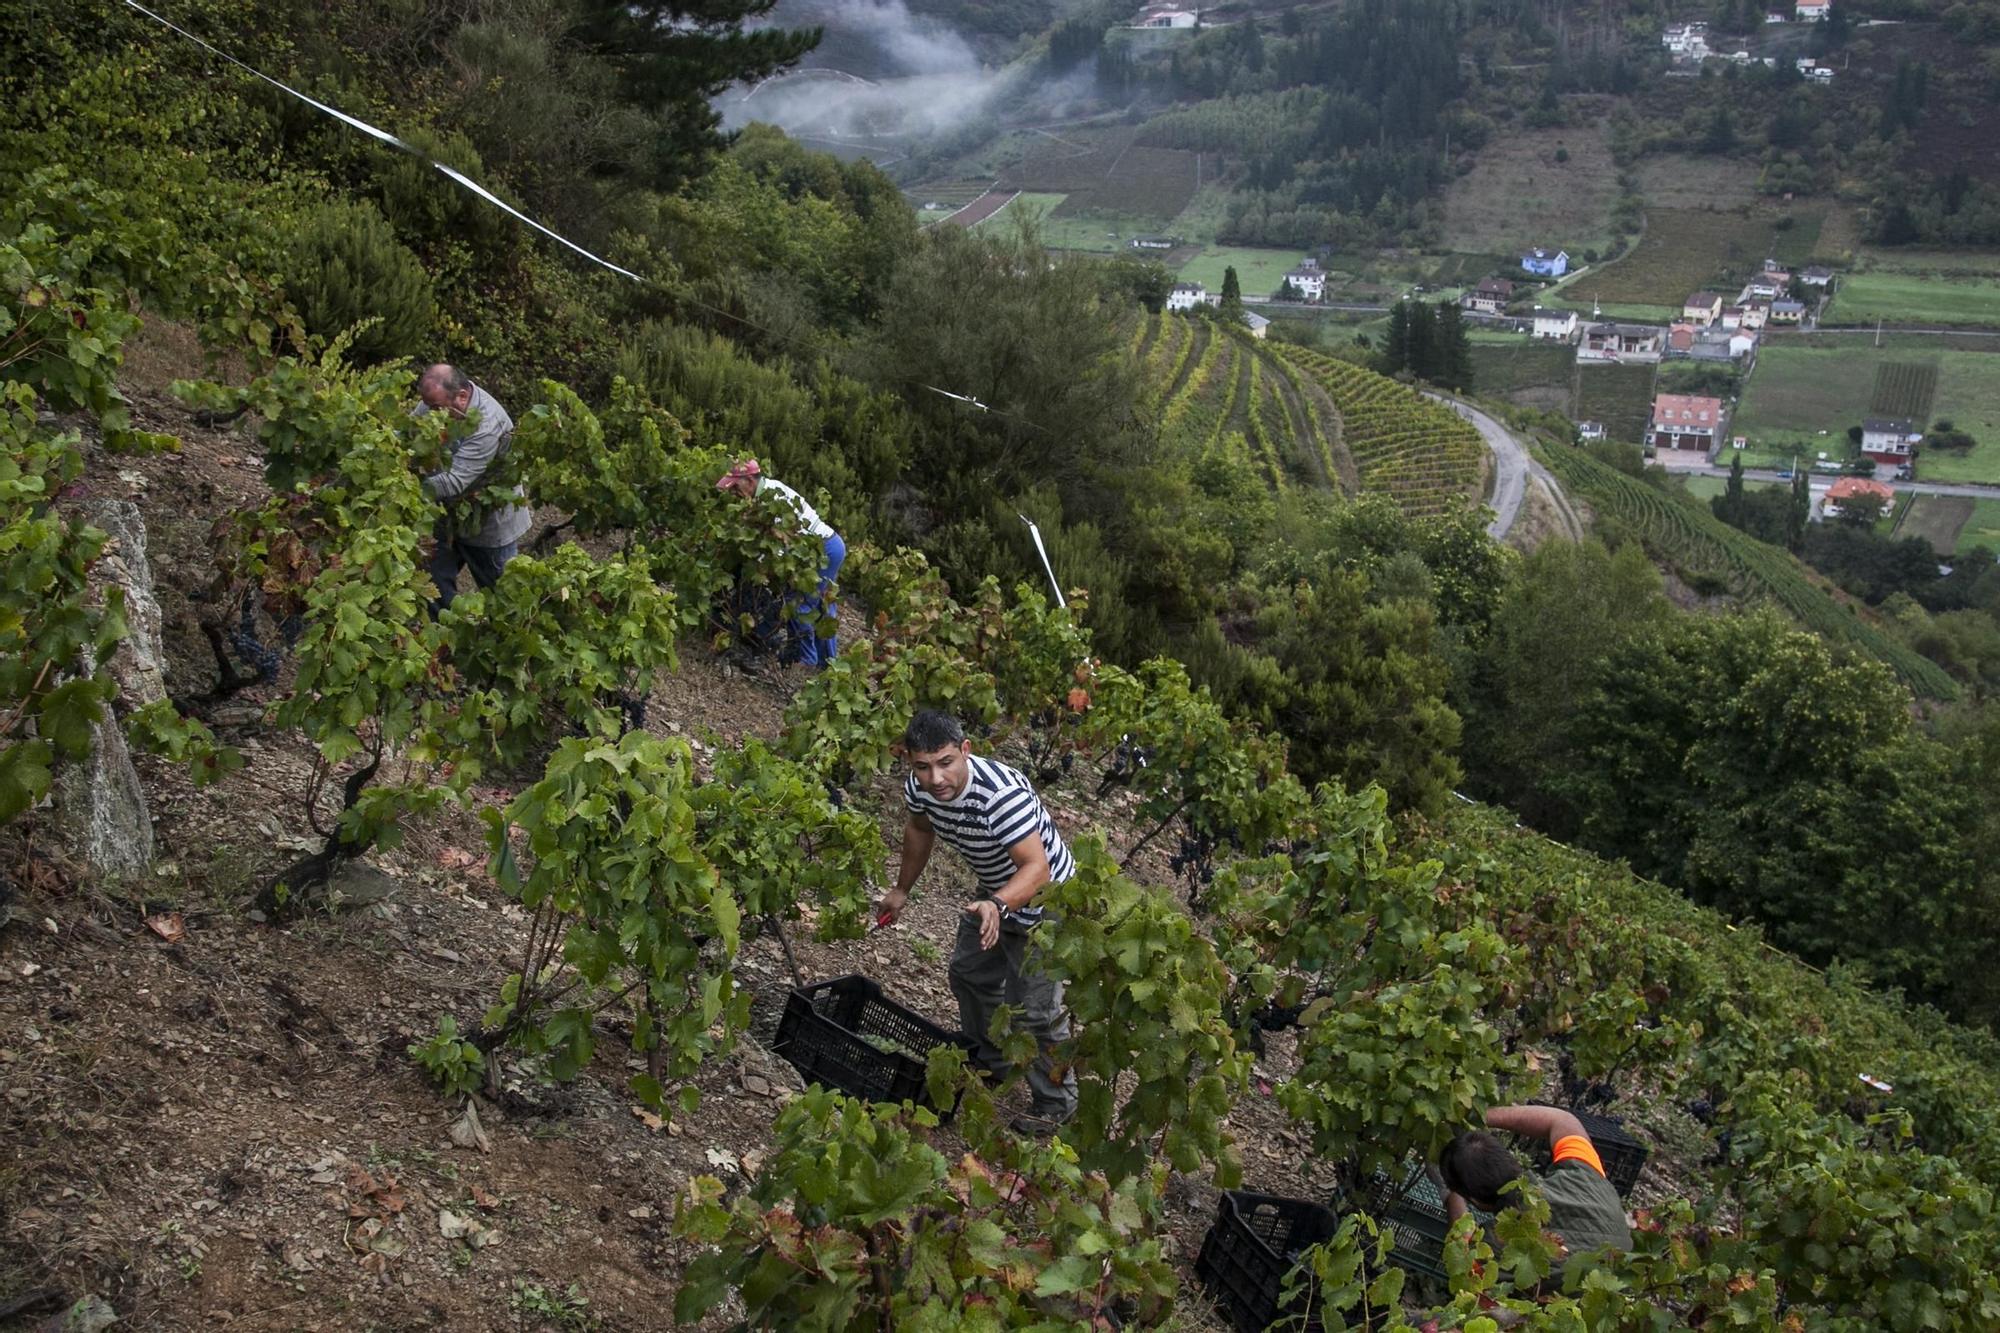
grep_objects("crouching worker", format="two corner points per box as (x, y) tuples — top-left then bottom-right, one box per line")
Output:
(875, 709), (1078, 1136)
(715, 458), (846, 668)
(1440, 1104), (1633, 1272)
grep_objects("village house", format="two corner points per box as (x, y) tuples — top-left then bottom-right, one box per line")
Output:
(1770, 298), (1806, 325)
(1738, 301), (1770, 330)
(1744, 270), (1791, 301)
(1668, 324), (1697, 355)
(1129, 235), (1178, 250)
(1579, 321), (1666, 363)
(1462, 277), (1517, 315)
(1683, 291), (1725, 326)
(1577, 420), (1607, 441)
(1802, 265), (1835, 288)
(1824, 477), (1893, 519)
(1651, 393), (1728, 450)
(1720, 305), (1746, 331)
(1166, 282), (1213, 312)
(1243, 310), (1270, 340)
(1521, 247), (1569, 278)
(1861, 416), (1923, 464)
(1282, 259), (1326, 301)
(1134, 5), (1199, 27)
(1662, 22), (1711, 59)
(1795, 0), (1830, 21)
(1730, 330), (1759, 359)
(1532, 307), (1580, 341)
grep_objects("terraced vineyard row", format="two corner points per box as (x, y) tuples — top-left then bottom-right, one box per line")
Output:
(1535, 443), (1959, 699)
(1279, 347), (1486, 518)
(1136, 312), (1355, 495)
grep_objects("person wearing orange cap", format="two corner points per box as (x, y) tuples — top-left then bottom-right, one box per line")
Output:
(716, 459), (845, 667)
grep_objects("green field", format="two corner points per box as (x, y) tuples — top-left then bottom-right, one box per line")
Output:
(1574, 363), (1656, 444)
(1829, 271), (2000, 327)
(1733, 345), (1906, 454)
(1957, 499), (2000, 556)
(1918, 353), (2000, 483)
(1178, 246), (1308, 300)
(1857, 247), (2000, 277)
(1732, 342), (2000, 482)
(1554, 208), (1807, 309)
(976, 192), (1068, 231)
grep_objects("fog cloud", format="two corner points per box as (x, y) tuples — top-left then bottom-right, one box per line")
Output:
(723, 0), (1087, 144)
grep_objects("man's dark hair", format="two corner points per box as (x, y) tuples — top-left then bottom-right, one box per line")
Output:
(902, 709), (965, 754)
(1439, 1131), (1523, 1211)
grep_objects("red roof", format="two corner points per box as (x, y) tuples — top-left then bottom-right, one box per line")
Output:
(1827, 477), (1893, 503)
(1651, 393), (1724, 428)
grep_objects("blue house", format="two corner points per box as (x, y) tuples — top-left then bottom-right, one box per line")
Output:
(1521, 247), (1569, 278)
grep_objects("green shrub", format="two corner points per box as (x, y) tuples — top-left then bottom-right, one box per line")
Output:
(370, 127), (513, 254)
(281, 197), (434, 365)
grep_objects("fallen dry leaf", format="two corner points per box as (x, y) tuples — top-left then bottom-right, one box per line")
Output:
(471, 1185), (500, 1211)
(449, 1102), (493, 1153)
(437, 848), (479, 871)
(144, 912), (185, 945)
(631, 1105), (664, 1133)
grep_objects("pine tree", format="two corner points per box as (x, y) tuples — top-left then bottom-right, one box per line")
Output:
(1383, 301), (1412, 373)
(1405, 301), (1436, 380)
(1432, 299), (1473, 391)
(568, 0), (822, 186)
(1220, 265), (1243, 320)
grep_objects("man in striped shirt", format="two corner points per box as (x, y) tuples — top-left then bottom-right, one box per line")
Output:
(876, 709), (1077, 1133)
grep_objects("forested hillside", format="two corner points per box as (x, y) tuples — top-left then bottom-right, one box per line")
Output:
(7, 2), (2000, 1330)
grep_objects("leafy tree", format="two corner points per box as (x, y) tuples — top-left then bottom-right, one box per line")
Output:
(1459, 539), (1670, 834)
(1242, 562), (1462, 813)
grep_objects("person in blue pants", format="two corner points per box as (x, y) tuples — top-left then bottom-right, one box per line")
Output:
(716, 459), (845, 667)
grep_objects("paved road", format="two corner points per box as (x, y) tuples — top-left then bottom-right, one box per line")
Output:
(1425, 392), (1533, 538)
(1667, 463), (2000, 499)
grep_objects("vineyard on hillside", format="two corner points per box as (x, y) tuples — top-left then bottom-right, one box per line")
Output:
(1535, 442), (1959, 698)
(1135, 311), (1353, 492)
(1279, 345), (1489, 518)
(12, 35), (2000, 1332)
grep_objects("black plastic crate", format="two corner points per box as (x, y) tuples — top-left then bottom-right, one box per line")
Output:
(1194, 1191), (1340, 1333)
(772, 975), (974, 1112)
(1361, 1164), (1469, 1284)
(1518, 1108), (1649, 1198)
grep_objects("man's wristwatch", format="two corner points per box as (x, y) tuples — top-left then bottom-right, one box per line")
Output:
(986, 894), (1010, 916)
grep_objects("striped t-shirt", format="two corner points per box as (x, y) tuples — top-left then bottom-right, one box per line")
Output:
(904, 755), (1074, 922)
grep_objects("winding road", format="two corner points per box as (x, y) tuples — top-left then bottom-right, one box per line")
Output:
(1422, 392), (1574, 540)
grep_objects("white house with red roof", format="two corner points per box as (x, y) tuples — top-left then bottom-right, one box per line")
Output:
(1650, 393), (1727, 450)
(1824, 477), (1893, 518)
(1861, 417), (1923, 464)
(1796, 0), (1830, 20)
